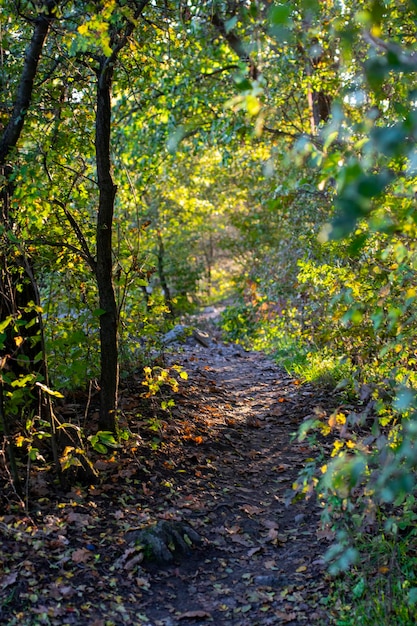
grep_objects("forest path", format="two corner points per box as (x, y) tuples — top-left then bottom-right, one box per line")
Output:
(139, 319), (334, 625)
(0, 317), (336, 626)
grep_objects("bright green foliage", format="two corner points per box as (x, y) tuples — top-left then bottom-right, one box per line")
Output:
(4, 4), (417, 622)
(213, 0), (417, 622)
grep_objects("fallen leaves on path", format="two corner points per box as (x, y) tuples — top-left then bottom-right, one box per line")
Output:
(0, 326), (339, 625)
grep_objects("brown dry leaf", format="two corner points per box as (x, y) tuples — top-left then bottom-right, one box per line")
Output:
(124, 553), (144, 571)
(71, 548), (92, 564)
(275, 611), (298, 622)
(1, 571), (18, 589)
(241, 504), (264, 516)
(266, 527), (278, 542)
(230, 534), (252, 546)
(316, 527), (335, 541)
(178, 610), (212, 620)
(119, 467), (137, 479)
(142, 482), (153, 496)
(274, 463), (291, 472)
(262, 519), (279, 530)
(49, 584), (75, 600)
(94, 459), (113, 471)
(113, 546), (137, 569)
(66, 511), (92, 526)
(136, 576), (150, 589)
(246, 416), (262, 428)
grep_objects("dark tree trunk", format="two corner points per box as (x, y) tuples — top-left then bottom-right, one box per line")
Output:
(92, 0), (151, 432)
(156, 230), (175, 319)
(0, 6), (55, 370)
(0, 3), (56, 489)
(95, 58), (119, 432)
(0, 5), (56, 163)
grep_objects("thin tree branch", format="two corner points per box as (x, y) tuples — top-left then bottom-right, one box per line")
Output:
(52, 199), (96, 271)
(363, 31), (417, 70)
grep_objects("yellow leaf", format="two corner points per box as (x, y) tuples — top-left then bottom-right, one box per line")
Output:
(14, 335), (24, 347)
(35, 382), (64, 398)
(331, 440), (344, 457)
(246, 94), (261, 116)
(78, 23), (89, 36)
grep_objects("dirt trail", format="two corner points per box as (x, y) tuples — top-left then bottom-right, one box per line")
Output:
(141, 327), (333, 625)
(0, 321), (335, 626)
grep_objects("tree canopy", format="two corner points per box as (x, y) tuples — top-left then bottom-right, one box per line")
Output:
(3, 0), (417, 622)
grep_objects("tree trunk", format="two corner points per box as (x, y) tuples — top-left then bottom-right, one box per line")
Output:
(157, 230), (175, 319)
(0, 5), (55, 163)
(0, 3), (56, 489)
(0, 6), (55, 367)
(95, 58), (119, 432)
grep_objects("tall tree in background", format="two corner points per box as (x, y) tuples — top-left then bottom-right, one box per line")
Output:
(0, 1), (58, 380)
(0, 2), (61, 487)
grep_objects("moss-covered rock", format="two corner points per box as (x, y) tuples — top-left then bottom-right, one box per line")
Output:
(125, 520), (203, 564)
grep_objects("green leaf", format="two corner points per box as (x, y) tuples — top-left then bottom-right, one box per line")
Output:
(93, 308), (106, 317)
(364, 56), (389, 89)
(393, 387), (416, 413)
(347, 233), (368, 255)
(269, 5), (291, 25)
(235, 77), (253, 92)
(371, 126), (408, 157)
(97, 431), (120, 448)
(356, 172), (391, 198)
(224, 16), (238, 33)
(370, 0), (385, 24)
(352, 577), (366, 599)
(408, 588), (417, 606)
(0, 317), (13, 333)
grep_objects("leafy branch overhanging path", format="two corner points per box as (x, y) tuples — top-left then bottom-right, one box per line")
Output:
(0, 324), (335, 625)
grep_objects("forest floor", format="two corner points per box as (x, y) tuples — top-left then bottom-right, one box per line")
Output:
(0, 311), (342, 626)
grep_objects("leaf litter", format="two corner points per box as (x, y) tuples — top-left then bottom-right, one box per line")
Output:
(0, 317), (340, 625)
